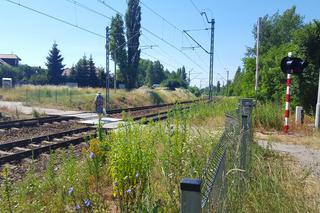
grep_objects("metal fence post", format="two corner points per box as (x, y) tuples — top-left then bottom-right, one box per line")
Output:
(240, 114), (248, 169)
(181, 178), (202, 213)
(38, 88), (41, 103)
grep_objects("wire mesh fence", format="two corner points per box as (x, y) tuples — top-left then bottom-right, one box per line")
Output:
(181, 99), (254, 213)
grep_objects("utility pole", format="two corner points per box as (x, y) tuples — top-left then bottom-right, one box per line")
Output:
(114, 54), (117, 93)
(315, 68), (320, 129)
(199, 12), (214, 101)
(255, 17), (261, 93)
(105, 26), (110, 111)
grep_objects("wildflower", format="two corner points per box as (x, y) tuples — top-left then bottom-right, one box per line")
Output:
(135, 172), (140, 179)
(76, 204), (81, 210)
(84, 199), (91, 207)
(89, 152), (94, 158)
(127, 188), (132, 194)
(114, 181), (118, 187)
(68, 187), (73, 195)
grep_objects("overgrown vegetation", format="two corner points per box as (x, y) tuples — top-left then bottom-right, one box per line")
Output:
(0, 100), (229, 212)
(252, 102), (283, 130)
(226, 143), (320, 212)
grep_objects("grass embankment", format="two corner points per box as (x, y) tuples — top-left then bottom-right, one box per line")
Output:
(1, 98), (319, 212)
(0, 85), (196, 111)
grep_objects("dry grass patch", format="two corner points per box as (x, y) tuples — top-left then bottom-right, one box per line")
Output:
(0, 85), (196, 111)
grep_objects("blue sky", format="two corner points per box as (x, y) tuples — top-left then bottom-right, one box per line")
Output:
(0, 0), (319, 87)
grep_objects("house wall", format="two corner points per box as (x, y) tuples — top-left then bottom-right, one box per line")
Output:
(2, 58), (19, 66)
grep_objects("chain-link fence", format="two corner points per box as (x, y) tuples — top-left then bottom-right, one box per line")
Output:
(181, 99), (253, 213)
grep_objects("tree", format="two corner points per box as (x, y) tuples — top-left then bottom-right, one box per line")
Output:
(88, 55), (99, 87)
(294, 21), (320, 112)
(125, 0), (141, 89)
(110, 13), (128, 86)
(97, 67), (106, 88)
(216, 81), (221, 94)
(46, 42), (65, 85)
(75, 55), (89, 87)
(138, 59), (151, 87)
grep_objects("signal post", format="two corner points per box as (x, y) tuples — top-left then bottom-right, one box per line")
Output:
(280, 52), (307, 133)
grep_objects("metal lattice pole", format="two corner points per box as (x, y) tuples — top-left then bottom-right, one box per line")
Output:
(105, 26), (110, 110)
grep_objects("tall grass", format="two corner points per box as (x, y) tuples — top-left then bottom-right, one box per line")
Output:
(253, 102), (283, 131)
(225, 143), (319, 212)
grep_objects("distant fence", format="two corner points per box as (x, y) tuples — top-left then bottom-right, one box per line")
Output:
(22, 88), (99, 109)
(180, 98), (253, 213)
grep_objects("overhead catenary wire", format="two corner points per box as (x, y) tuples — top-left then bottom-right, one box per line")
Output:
(141, 27), (207, 72)
(96, 0), (121, 15)
(142, 34), (199, 73)
(64, 0), (112, 20)
(189, 0), (211, 39)
(4, 0), (105, 39)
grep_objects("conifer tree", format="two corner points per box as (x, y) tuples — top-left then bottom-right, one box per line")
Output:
(46, 42), (65, 85)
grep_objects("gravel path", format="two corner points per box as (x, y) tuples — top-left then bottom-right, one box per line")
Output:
(0, 101), (82, 115)
(258, 140), (320, 178)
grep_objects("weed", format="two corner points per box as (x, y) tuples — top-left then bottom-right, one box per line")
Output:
(1, 167), (14, 213)
(32, 108), (40, 118)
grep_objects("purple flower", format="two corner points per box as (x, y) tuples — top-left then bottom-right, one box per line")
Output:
(127, 188), (132, 194)
(114, 181), (118, 187)
(89, 152), (94, 158)
(136, 172), (140, 179)
(76, 204), (80, 210)
(84, 199), (91, 207)
(68, 187), (73, 195)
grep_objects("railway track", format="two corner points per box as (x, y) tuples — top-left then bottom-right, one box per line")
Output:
(0, 99), (206, 165)
(0, 115), (77, 130)
(0, 99), (204, 130)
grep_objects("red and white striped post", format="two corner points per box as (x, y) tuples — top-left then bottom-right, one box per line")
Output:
(284, 73), (292, 133)
(283, 52), (294, 133)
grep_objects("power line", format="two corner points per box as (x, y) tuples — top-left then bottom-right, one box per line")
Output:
(139, 0), (209, 70)
(97, 0), (123, 16)
(142, 27), (207, 72)
(141, 51), (178, 71)
(142, 34), (195, 71)
(64, 0), (112, 20)
(4, 0), (105, 39)
(139, 0), (182, 32)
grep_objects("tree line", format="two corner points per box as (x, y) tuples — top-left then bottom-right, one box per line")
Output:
(228, 6), (320, 113)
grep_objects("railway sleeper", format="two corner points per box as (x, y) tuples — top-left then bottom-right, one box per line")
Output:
(0, 150), (15, 156)
(13, 147), (31, 152)
(41, 141), (55, 145)
(53, 138), (65, 143)
(28, 143), (42, 149)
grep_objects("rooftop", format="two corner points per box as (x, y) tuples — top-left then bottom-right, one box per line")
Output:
(0, 54), (21, 60)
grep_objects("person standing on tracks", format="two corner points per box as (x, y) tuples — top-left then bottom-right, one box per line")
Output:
(94, 92), (104, 115)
